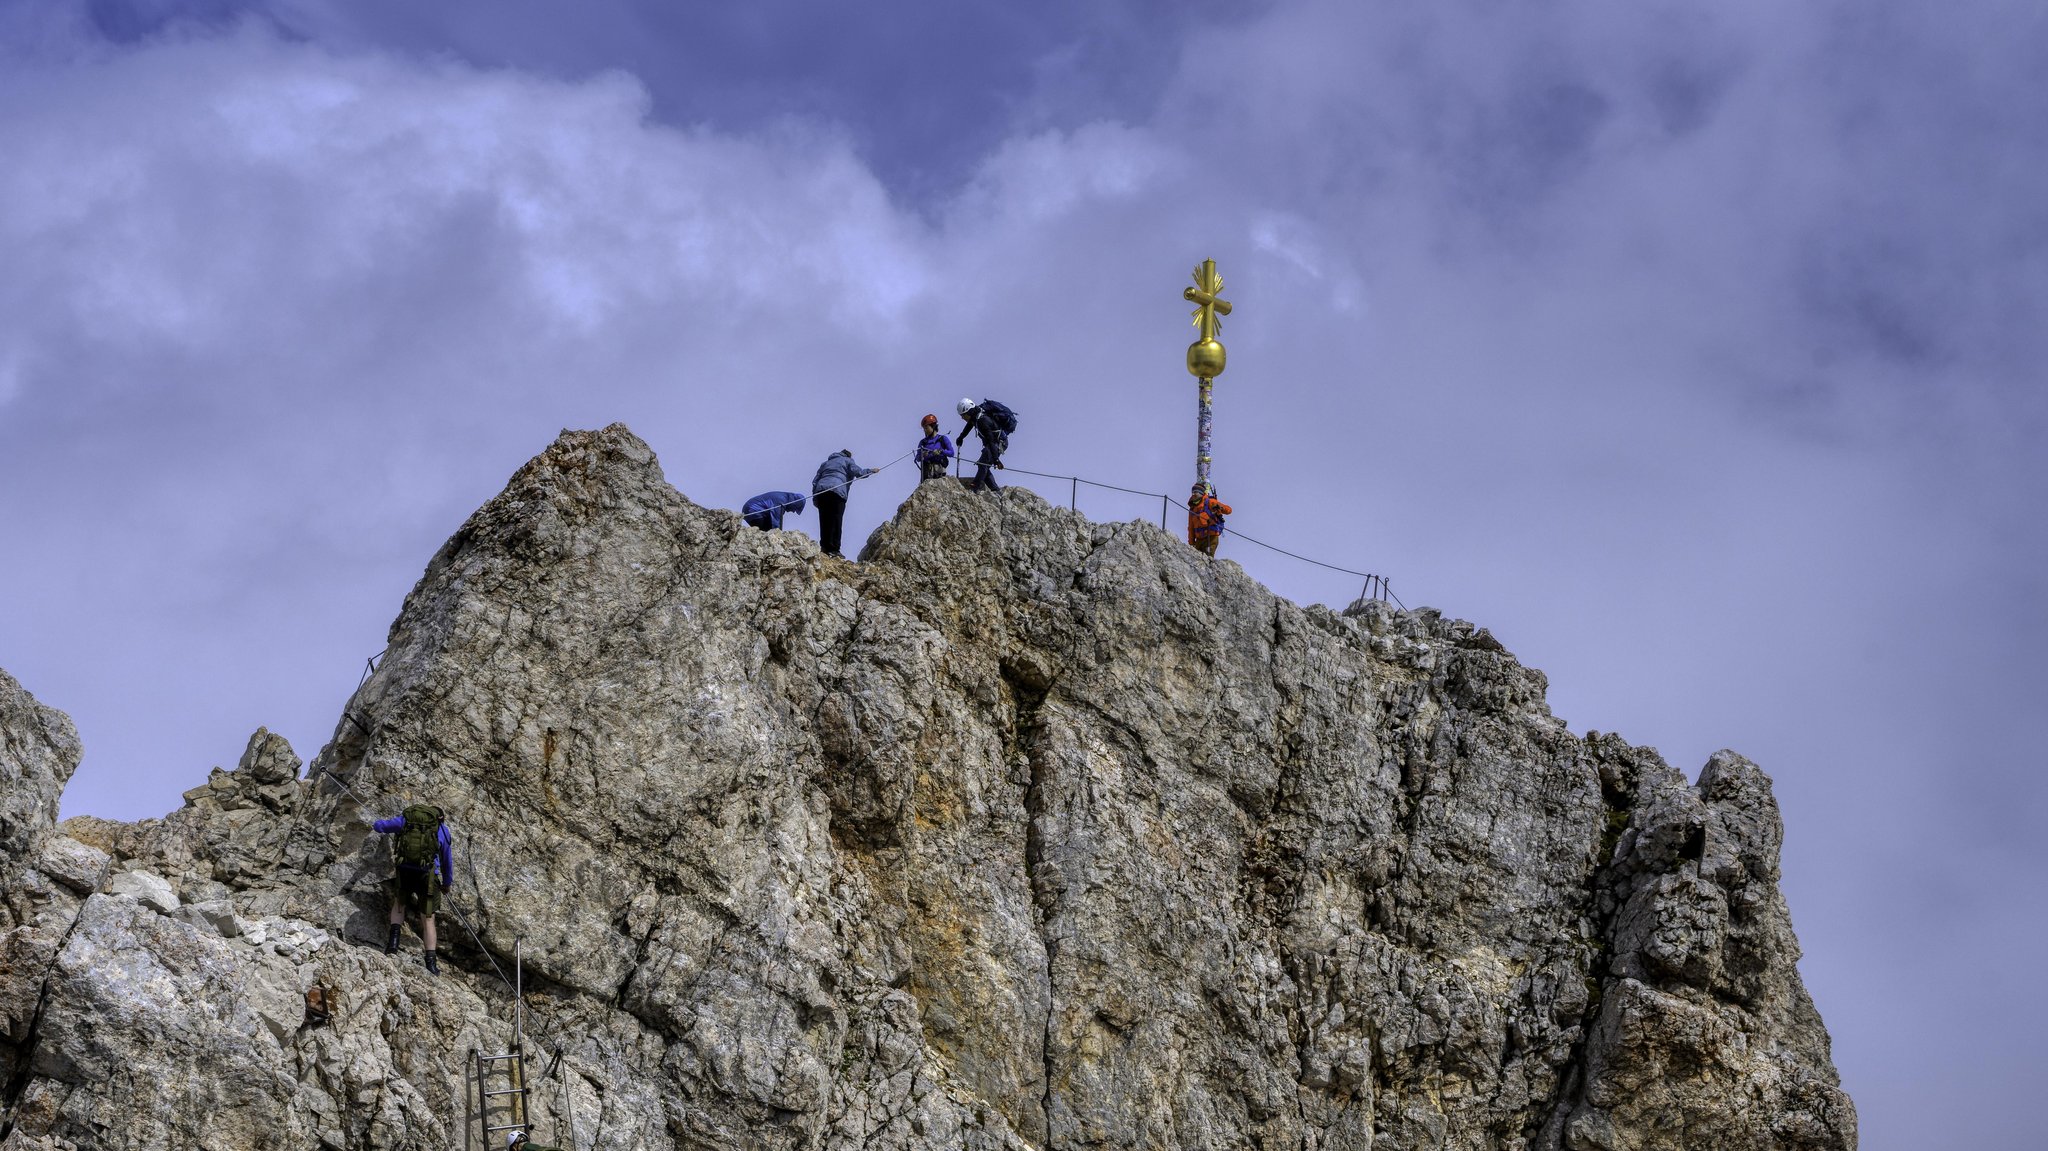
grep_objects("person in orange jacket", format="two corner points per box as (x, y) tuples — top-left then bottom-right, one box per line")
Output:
(1187, 482), (1231, 556)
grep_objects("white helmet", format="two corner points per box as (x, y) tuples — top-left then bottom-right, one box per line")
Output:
(956, 397), (976, 417)
(507, 1133), (527, 1148)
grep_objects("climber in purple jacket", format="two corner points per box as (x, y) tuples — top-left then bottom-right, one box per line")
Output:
(375, 804), (453, 974)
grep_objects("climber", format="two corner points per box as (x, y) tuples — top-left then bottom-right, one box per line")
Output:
(810, 449), (875, 558)
(1187, 482), (1232, 557)
(956, 397), (1017, 493)
(374, 803), (452, 975)
(741, 490), (806, 532)
(914, 413), (955, 483)
(507, 1133), (562, 1150)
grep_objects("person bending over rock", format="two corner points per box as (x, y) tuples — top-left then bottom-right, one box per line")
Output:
(376, 803), (452, 975)
(742, 490), (806, 531)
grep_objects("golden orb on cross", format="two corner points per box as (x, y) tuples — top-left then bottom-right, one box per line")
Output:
(1183, 259), (1232, 380)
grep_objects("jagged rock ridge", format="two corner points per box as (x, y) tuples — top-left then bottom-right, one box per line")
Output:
(0, 424), (1854, 1150)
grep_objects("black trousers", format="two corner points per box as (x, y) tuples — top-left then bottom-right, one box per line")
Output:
(970, 433), (1005, 492)
(816, 491), (847, 555)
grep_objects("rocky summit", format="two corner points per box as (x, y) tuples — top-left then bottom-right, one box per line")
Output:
(0, 424), (1854, 1150)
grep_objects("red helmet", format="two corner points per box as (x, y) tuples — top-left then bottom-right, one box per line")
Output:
(921, 413), (939, 427)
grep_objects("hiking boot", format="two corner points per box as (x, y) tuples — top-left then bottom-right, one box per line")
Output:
(424, 950), (439, 976)
(385, 924), (401, 955)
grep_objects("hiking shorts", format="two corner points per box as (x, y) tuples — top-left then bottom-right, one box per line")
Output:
(388, 869), (440, 917)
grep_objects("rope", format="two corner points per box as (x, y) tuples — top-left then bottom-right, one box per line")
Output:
(1218, 527), (1409, 610)
(320, 765), (379, 810)
(984, 460), (1176, 501)
(442, 874), (516, 994)
(970, 458), (1406, 606)
(743, 449), (916, 520)
(747, 437), (1411, 602)
(551, 1043), (582, 1151)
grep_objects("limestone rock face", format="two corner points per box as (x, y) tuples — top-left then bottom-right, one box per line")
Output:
(0, 669), (78, 890)
(0, 670), (84, 1104)
(0, 424), (1853, 1150)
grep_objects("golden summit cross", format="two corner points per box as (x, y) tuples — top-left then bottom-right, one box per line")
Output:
(1185, 259), (1232, 352)
(1181, 258), (1234, 495)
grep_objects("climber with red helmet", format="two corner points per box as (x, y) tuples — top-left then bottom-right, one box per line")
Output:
(914, 413), (955, 483)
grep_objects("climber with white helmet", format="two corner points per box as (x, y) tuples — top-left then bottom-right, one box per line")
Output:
(955, 396), (1017, 493)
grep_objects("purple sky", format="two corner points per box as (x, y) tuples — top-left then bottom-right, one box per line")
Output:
(3, 2), (2043, 1145)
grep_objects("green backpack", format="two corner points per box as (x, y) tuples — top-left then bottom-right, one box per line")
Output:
(395, 804), (443, 871)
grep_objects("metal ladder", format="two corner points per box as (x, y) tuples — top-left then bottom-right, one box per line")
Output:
(468, 937), (535, 1149)
(472, 1045), (531, 1146)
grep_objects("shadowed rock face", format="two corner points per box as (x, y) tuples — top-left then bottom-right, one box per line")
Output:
(0, 424), (1854, 1151)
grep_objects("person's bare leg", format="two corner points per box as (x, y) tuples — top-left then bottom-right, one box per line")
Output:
(386, 898), (403, 953)
(423, 916), (437, 952)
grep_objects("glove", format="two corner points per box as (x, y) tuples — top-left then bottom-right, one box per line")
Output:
(993, 462), (1005, 469)
(439, 879), (449, 893)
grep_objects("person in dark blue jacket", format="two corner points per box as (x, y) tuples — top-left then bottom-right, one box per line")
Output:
(742, 491), (806, 531)
(811, 450), (875, 558)
(956, 397), (1012, 492)
(375, 805), (453, 974)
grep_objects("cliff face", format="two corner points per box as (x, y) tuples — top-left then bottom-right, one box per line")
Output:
(0, 424), (1854, 1151)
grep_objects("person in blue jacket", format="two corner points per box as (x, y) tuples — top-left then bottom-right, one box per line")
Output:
(742, 491), (806, 531)
(376, 804), (453, 974)
(914, 413), (954, 483)
(811, 449), (875, 558)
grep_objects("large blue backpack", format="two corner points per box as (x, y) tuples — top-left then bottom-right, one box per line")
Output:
(979, 400), (1018, 434)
